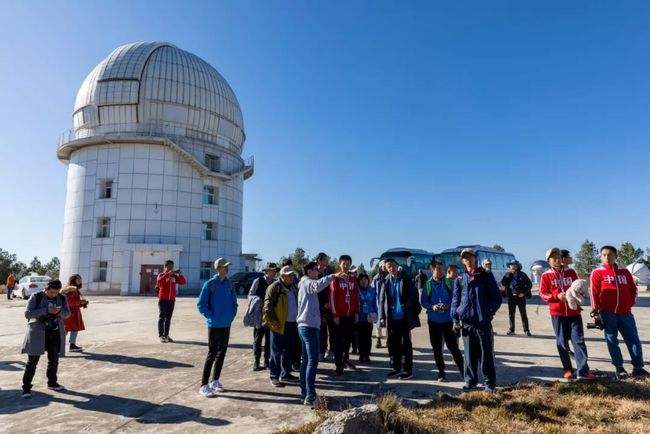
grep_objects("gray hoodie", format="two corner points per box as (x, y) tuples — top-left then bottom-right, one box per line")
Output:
(297, 274), (335, 329)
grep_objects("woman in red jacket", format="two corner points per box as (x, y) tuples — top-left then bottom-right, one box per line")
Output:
(62, 274), (86, 352)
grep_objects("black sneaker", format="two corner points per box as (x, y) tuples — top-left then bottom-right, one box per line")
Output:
(525, 331), (532, 337)
(376, 339), (383, 348)
(615, 366), (628, 380)
(21, 390), (32, 398)
(399, 372), (413, 380)
(437, 372), (446, 382)
(281, 373), (299, 382)
(387, 369), (401, 379)
(462, 383), (478, 391)
(165, 336), (174, 343)
(506, 330), (515, 336)
(270, 378), (284, 387)
(48, 383), (64, 391)
(632, 368), (649, 377)
(345, 360), (357, 370)
(350, 349), (358, 355)
(69, 343), (82, 352)
(159, 336), (167, 343)
(253, 363), (263, 372)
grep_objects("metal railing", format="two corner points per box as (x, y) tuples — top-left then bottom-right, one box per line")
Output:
(57, 122), (242, 153)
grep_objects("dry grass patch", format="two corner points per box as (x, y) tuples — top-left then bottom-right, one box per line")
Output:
(279, 378), (650, 433)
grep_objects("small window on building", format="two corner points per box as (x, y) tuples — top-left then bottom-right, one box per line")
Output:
(203, 185), (216, 205)
(203, 222), (215, 241)
(97, 217), (111, 238)
(200, 261), (213, 280)
(95, 261), (108, 282)
(100, 179), (114, 199)
(205, 154), (220, 172)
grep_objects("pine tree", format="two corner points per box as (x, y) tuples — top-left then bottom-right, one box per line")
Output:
(574, 240), (599, 279)
(617, 242), (643, 267)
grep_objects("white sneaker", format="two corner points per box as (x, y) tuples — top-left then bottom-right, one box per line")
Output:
(200, 384), (216, 397)
(209, 380), (224, 393)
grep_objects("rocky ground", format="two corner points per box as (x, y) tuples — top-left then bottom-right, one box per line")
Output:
(0, 293), (649, 433)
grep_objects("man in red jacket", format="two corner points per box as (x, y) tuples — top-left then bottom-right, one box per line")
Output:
(329, 254), (359, 376)
(157, 260), (187, 343)
(590, 245), (647, 378)
(539, 248), (595, 380)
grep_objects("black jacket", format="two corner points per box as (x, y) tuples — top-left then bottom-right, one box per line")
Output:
(501, 270), (533, 299)
(379, 271), (421, 330)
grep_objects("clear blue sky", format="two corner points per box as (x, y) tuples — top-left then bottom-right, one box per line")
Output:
(1, 1), (649, 268)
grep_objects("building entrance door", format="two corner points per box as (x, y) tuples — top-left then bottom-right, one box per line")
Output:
(140, 264), (161, 295)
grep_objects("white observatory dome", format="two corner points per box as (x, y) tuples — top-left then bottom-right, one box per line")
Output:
(70, 41), (245, 154)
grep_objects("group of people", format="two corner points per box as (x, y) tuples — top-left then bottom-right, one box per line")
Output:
(16, 244), (647, 406)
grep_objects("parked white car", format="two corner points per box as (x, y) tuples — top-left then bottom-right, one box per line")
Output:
(14, 275), (51, 299)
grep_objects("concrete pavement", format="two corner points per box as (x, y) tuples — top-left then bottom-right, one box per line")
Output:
(1, 293), (649, 433)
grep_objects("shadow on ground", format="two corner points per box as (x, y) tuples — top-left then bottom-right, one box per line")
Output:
(78, 352), (194, 369)
(0, 389), (229, 427)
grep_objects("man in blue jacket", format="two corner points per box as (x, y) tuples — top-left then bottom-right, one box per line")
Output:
(451, 248), (502, 392)
(422, 260), (464, 382)
(197, 258), (238, 398)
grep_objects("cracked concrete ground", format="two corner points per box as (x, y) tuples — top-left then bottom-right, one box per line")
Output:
(1, 292), (649, 433)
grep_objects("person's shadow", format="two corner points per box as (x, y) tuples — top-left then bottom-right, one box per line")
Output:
(0, 389), (229, 427)
(78, 352), (193, 369)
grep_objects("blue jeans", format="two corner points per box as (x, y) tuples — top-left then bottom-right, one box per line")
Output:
(269, 322), (297, 379)
(298, 326), (320, 401)
(551, 315), (589, 376)
(600, 311), (644, 369)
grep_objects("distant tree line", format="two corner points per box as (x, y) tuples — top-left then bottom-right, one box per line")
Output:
(0, 248), (60, 284)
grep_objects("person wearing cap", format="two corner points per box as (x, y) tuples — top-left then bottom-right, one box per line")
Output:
(197, 258), (238, 397)
(315, 252), (334, 362)
(247, 262), (279, 371)
(501, 260), (533, 336)
(422, 260), (464, 382)
(539, 248), (595, 380)
(156, 259), (186, 343)
(450, 248), (502, 392)
(296, 261), (337, 407)
(379, 258), (421, 380)
(590, 245), (648, 379)
(21, 279), (71, 398)
(328, 254), (359, 376)
(263, 265), (300, 387)
(482, 259), (493, 273)
(372, 260), (388, 349)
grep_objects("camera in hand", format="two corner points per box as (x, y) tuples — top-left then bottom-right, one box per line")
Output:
(586, 321), (603, 330)
(587, 310), (604, 330)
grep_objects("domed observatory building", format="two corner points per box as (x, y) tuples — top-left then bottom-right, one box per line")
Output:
(57, 42), (253, 294)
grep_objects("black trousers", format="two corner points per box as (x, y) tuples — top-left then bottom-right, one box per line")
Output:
(462, 323), (496, 388)
(333, 316), (355, 369)
(357, 321), (374, 359)
(320, 313), (336, 355)
(427, 321), (464, 374)
(387, 319), (413, 373)
(202, 327), (230, 385)
(508, 297), (529, 332)
(253, 326), (270, 366)
(158, 299), (175, 337)
(23, 329), (60, 391)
